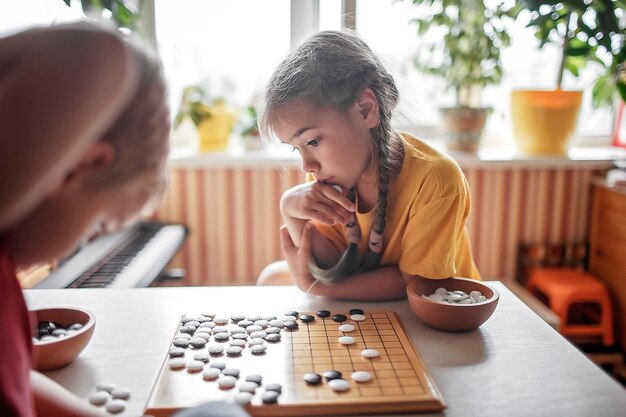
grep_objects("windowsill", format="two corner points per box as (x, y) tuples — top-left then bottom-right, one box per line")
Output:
(167, 143), (626, 170)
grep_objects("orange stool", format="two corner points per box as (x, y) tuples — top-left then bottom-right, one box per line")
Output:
(527, 268), (614, 346)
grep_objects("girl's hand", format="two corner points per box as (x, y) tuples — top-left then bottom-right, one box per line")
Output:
(280, 222), (316, 292)
(280, 181), (355, 226)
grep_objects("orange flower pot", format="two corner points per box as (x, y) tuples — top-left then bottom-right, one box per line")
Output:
(511, 90), (582, 155)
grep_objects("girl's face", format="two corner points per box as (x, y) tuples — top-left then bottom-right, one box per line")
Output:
(272, 98), (377, 191)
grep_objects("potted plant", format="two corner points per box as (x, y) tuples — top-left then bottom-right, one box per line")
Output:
(173, 86), (236, 153)
(62, 0), (141, 31)
(512, 0), (625, 154)
(406, 0), (520, 152)
(236, 105), (265, 151)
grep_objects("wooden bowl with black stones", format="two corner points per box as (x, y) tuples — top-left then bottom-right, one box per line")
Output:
(31, 307), (96, 371)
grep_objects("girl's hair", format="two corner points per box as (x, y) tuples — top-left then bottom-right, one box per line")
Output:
(97, 35), (169, 188)
(260, 30), (403, 283)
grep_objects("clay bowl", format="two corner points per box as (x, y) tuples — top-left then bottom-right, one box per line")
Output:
(406, 277), (499, 332)
(31, 307), (96, 371)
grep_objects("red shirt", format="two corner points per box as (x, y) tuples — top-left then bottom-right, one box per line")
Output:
(0, 243), (35, 417)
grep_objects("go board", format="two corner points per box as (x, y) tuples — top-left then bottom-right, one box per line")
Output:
(145, 311), (445, 416)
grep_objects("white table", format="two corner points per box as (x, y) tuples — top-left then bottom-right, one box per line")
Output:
(25, 283), (626, 417)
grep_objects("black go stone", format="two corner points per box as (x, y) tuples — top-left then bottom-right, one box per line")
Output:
(304, 373), (322, 385)
(284, 310), (298, 317)
(299, 314), (315, 323)
(38, 321), (59, 338)
(284, 321), (299, 330)
(262, 391), (280, 404)
(349, 308), (364, 315)
(316, 310), (331, 318)
(332, 314), (347, 323)
(265, 383), (282, 394)
(322, 370), (342, 381)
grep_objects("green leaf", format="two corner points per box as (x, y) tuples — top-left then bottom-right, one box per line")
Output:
(591, 74), (615, 108)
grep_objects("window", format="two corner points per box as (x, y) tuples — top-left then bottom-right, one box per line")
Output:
(155, 0), (291, 115)
(0, 0), (84, 37)
(355, 0), (614, 146)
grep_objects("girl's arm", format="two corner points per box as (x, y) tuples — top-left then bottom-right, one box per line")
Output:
(306, 265), (409, 301)
(0, 23), (138, 231)
(281, 222), (410, 301)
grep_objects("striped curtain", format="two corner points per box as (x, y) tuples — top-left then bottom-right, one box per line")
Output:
(154, 164), (604, 285)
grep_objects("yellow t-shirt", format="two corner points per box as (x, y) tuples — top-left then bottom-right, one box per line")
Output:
(312, 133), (480, 280)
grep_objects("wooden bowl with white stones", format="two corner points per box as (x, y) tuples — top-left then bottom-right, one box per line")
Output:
(31, 307), (96, 371)
(406, 277), (499, 332)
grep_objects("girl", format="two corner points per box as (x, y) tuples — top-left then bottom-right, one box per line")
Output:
(257, 31), (480, 301)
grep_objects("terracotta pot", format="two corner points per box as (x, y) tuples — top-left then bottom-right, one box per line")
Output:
(440, 106), (488, 152)
(511, 89), (582, 155)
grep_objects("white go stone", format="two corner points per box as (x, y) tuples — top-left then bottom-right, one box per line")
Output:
(250, 344), (267, 354)
(282, 315), (296, 322)
(175, 332), (192, 339)
(229, 339), (246, 347)
(328, 379), (350, 391)
(110, 387), (131, 400)
(434, 287), (448, 295)
(351, 371), (372, 382)
(230, 326), (246, 334)
(208, 345), (225, 354)
(213, 325), (229, 333)
(95, 383), (116, 393)
(338, 336), (356, 345)
(169, 358), (186, 370)
(226, 346), (243, 356)
(238, 382), (258, 393)
(361, 349), (380, 358)
(218, 376), (238, 389)
(202, 368), (221, 380)
(250, 331), (267, 339)
(350, 314), (366, 322)
(247, 338), (265, 346)
(187, 360), (205, 372)
(246, 325), (262, 333)
(88, 391), (110, 405)
(234, 392), (254, 405)
(213, 317), (229, 324)
(105, 399), (126, 414)
(339, 324), (355, 332)
(269, 319), (284, 328)
(253, 319), (269, 328)
(210, 361), (227, 370)
(425, 287), (487, 305)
